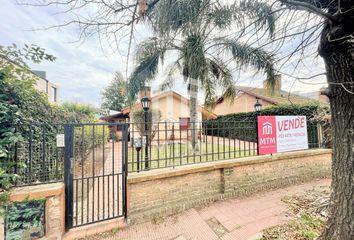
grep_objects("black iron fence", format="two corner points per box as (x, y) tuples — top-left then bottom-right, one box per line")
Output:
(127, 120), (323, 173)
(6, 120), (324, 185)
(4, 124), (65, 186)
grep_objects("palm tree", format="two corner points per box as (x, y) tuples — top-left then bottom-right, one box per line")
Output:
(128, 0), (277, 151)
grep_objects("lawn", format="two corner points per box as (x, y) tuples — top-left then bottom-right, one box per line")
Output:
(127, 142), (257, 172)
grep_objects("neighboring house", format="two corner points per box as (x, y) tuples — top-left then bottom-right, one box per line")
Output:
(213, 75), (319, 115)
(32, 70), (59, 103)
(292, 87), (329, 103)
(1, 57), (59, 103)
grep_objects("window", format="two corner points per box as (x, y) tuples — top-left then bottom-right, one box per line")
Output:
(179, 117), (190, 130)
(51, 87), (57, 102)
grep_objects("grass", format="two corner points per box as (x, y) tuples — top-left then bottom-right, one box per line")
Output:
(262, 214), (325, 240)
(261, 188), (329, 240)
(127, 142), (257, 172)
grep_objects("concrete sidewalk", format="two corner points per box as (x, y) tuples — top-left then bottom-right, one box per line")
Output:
(90, 179), (331, 240)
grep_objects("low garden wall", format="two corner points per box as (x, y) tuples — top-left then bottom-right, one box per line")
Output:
(127, 149), (332, 223)
(1, 182), (65, 240)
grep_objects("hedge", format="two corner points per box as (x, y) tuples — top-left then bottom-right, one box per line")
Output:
(203, 104), (330, 145)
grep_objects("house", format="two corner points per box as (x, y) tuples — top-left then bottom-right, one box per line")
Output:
(32, 70), (59, 103)
(1, 56), (59, 103)
(292, 87), (329, 103)
(101, 87), (216, 142)
(213, 75), (319, 115)
(121, 87), (216, 122)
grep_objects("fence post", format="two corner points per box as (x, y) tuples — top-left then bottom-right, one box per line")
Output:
(64, 124), (74, 230)
(122, 123), (128, 219)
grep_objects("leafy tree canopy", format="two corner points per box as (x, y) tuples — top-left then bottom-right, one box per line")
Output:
(101, 72), (128, 112)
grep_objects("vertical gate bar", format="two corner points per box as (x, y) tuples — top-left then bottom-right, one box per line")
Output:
(248, 125), (251, 156)
(238, 126), (241, 157)
(199, 123), (202, 163)
(81, 126), (84, 224)
(64, 124), (74, 230)
(75, 179), (78, 225)
(92, 125), (95, 222)
(29, 126), (32, 184)
(121, 124), (124, 216)
(123, 123), (128, 219)
(132, 123), (134, 172)
(108, 174), (110, 218)
(112, 125), (115, 217)
(117, 173), (120, 216)
(193, 122), (196, 163)
(233, 122), (235, 158)
(172, 124), (175, 168)
(165, 121), (167, 167)
(86, 177), (89, 223)
(223, 123), (225, 159)
(55, 126), (59, 181)
(157, 123), (160, 168)
(186, 125), (189, 164)
(179, 123), (182, 165)
(97, 176), (100, 221)
(212, 123), (214, 161)
(42, 125), (46, 182)
(102, 126), (105, 219)
(228, 123), (231, 159)
(243, 129), (245, 157)
(217, 123), (220, 160)
(205, 123), (208, 161)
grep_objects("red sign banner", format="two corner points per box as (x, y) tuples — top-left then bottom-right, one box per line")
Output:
(257, 116), (308, 155)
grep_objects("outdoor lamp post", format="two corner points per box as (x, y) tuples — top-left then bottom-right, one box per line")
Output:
(254, 99), (262, 155)
(254, 99), (262, 114)
(141, 96), (151, 170)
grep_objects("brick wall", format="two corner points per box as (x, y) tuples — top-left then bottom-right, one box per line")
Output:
(127, 149), (331, 223)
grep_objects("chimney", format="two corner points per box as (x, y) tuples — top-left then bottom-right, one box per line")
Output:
(139, 86), (151, 100)
(263, 74), (282, 92)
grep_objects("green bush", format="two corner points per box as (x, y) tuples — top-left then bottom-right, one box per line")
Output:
(204, 104), (330, 145)
(5, 200), (45, 240)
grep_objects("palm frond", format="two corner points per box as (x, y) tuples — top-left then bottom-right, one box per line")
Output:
(128, 37), (166, 104)
(159, 60), (182, 91)
(208, 0), (276, 37)
(148, 0), (204, 34)
(203, 58), (236, 109)
(218, 39), (276, 91)
(237, 0), (276, 37)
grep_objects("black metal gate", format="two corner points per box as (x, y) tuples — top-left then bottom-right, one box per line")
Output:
(64, 123), (128, 229)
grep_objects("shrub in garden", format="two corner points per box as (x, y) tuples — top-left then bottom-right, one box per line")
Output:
(131, 108), (161, 144)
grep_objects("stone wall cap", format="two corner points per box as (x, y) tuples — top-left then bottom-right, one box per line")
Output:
(10, 182), (64, 202)
(127, 149), (332, 184)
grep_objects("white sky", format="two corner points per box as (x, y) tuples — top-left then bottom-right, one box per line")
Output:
(0, 0), (328, 107)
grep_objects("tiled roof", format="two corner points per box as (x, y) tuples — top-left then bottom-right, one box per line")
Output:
(233, 86), (318, 105)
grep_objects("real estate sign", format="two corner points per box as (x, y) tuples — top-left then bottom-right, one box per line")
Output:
(257, 116), (308, 154)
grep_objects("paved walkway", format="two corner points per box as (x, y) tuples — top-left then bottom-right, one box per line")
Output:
(95, 179), (331, 240)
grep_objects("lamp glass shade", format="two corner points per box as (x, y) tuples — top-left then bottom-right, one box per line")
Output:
(254, 99), (262, 112)
(141, 96), (151, 111)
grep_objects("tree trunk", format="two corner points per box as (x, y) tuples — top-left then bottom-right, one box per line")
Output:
(188, 77), (199, 152)
(318, 11), (354, 239)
